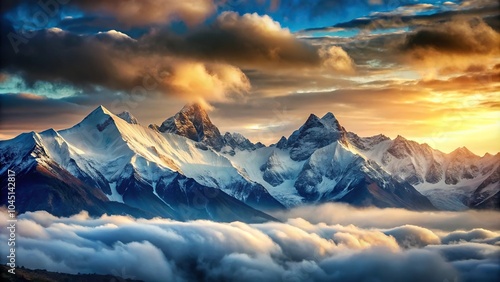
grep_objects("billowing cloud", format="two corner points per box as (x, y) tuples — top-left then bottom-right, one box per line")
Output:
(1, 11), (354, 105)
(402, 18), (500, 73)
(319, 46), (355, 73)
(404, 18), (500, 54)
(1, 204), (499, 282)
(144, 12), (355, 72)
(441, 228), (500, 244)
(1, 24), (250, 103)
(384, 225), (441, 248)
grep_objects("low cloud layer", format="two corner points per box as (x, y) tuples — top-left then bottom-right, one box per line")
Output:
(1, 204), (498, 282)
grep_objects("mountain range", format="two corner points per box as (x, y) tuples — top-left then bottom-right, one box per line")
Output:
(1, 104), (498, 221)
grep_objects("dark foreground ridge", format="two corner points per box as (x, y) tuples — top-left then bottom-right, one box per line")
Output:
(0, 265), (143, 282)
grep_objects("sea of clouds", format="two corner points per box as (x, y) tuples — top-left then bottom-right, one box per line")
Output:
(1, 203), (499, 282)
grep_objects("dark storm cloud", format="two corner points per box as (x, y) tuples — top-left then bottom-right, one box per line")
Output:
(1, 205), (499, 282)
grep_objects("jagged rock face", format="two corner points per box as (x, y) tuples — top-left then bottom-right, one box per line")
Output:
(117, 111), (139, 124)
(223, 132), (264, 154)
(444, 147), (481, 185)
(0, 105), (283, 222)
(156, 104), (265, 154)
(425, 161), (443, 184)
(287, 113), (347, 161)
(386, 136), (414, 159)
(260, 151), (287, 187)
(469, 164), (500, 209)
(347, 133), (389, 151)
(291, 142), (435, 209)
(365, 135), (446, 186)
(158, 103), (225, 151)
(275, 136), (288, 149)
(1, 104), (497, 215)
(347, 131), (499, 210)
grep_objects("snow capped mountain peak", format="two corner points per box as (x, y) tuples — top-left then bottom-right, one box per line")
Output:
(286, 112), (348, 161)
(83, 107), (120, 133)
(320, 112), (343, 131)
(96, 105), (112, 115)
(394, 135), (407, 142)
(78, 105), (115, 127)
(275, 136), (288, 149)
(223, 132), (263, 153)
(180, 102), (205, 115)
(449, 146), (477, 159)
(321, 112), (336, 120)
(157, 103), (224, 151)
(303, 113), (321, 127)
(1, 104), (497, 216)
(225, 132), (246, 143)
(40, 128), (58, 137)
(297, 112), (344, 133)
(117, 111), (139, 124)
(346, 132), (390, 151)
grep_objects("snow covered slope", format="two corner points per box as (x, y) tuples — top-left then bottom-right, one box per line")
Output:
(1, 104), (497, 215)
(225, 112), (435, 210)
(346, 132), (500, 210)
(0, 106), (280, 222)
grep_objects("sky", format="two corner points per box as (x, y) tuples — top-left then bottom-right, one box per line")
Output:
(0, 0), (499, 155)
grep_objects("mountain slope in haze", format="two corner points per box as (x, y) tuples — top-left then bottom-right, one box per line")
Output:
(346, 132), (500, 210)
(0, 106), (279, 223)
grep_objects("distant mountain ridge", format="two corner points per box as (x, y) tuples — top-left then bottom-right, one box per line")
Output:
(1, 103), (498, 221)
(346, 132), (500, 210)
